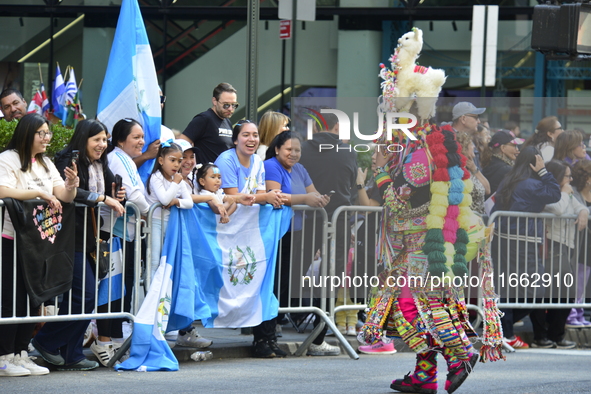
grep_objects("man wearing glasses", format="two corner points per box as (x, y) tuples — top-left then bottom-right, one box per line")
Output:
(451, 101), (487, 170)
(180, 82), (238, 164)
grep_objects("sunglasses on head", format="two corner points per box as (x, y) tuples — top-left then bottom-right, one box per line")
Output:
(160, 95), (166, 104)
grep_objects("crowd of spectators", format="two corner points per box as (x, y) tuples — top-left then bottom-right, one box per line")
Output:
(1, 84), (590, 375)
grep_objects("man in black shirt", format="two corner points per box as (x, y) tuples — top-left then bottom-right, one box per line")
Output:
(179, 82), (238, 164)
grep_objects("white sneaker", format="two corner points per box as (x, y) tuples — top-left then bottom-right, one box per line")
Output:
(111, 342), (130, 363)
(0, 354), (31, 377)
(83, 321), (98, 348)
(90, 341), (114, 367)
(307, 341), (341, 356)
(176, 328), (212, 348)
(346, 325), (357, 336)
(13, 351), (49, 375)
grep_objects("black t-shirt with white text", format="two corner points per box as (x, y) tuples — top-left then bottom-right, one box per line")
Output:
(182, 108), (233, 164)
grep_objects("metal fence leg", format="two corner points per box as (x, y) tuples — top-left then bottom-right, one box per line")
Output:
(107, 323), (133, 368)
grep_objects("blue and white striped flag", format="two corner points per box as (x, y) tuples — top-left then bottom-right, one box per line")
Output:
(97, 0), (161, 184)
(64, 68), (77, 104)
(52, 63), (65, 114)
(97, 237), (124, 306)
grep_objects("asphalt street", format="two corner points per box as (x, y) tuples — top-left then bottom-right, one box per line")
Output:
(1, 348), (590, 394)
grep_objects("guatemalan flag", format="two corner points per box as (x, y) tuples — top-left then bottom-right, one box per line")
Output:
(115, 204), (291, 371)
(97, 0), (161, 184)
(196, 204), (292, 328)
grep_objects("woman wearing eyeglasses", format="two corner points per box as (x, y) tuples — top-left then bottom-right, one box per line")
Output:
(552, 129), (590, 165)
(522, 116), (564, 163)
(0, 113), (78, 376)
(32, 119), (125, 371)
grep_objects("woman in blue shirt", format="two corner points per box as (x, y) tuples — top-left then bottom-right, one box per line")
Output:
(264, 131), (338, 356)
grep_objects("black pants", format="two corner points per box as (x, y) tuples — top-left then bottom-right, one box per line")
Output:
(33, 252), (95, 364)
(253, 318), (277, 342)
(0, 237), (37, 355)
(500, 307), (531, 339)
(530, 306), (572, 342)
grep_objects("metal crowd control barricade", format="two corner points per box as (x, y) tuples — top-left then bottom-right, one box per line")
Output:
(329, 206), (383, 333)
(276, 205), (358, 359)
(487, 210), (591, 352)
(488, 210), (591, 308)
(0, 200), (143, 367)
(144, 202), (164, 291)
(330, 206), (487, 338)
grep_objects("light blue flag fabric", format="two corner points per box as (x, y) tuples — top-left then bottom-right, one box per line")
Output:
(114, 208), (189, 372)
(97, 237), (124, 306)
(97, 0), (161, 184)
(193, 203), (292, 328)
(116, 204), (291, 371)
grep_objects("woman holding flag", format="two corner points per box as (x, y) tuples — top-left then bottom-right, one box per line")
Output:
(215, 120), (286, 358)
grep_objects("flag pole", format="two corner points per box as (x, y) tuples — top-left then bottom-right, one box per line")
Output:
(77, 78), (83, 90)
(38, 63), (44, 85)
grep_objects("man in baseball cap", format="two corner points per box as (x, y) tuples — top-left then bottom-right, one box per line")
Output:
(451, 101), (486, 135)
(451, 101), (487, 170)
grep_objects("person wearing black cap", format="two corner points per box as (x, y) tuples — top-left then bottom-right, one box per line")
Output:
(481, 130), (525, 198)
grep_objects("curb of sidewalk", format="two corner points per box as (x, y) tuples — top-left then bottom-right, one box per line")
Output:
(172, 336), (414, 362)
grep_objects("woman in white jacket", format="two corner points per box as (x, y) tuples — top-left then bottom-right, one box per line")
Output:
(530, 160), (587, 349)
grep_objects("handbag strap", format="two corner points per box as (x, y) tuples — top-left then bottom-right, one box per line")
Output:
(90, 207), (100, 240)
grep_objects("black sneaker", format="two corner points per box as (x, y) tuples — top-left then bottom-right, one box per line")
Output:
(531, 339), (554, 349)
(267, 340), (287, 358)
(445, 352), (479, 394)
(252, 340), (275, 358)
(554, 339), (576, 349)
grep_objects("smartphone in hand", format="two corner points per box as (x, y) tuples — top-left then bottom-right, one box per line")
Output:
(69, 150), (79, 169)
(115, 174), (123, 196)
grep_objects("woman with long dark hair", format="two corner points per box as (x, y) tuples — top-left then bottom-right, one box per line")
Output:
(32, 119), (125, 371)
(93, 118), (151, 366)
(215, 120), (284, 358)
(491, 146), (561, 350)
(263, 131), (334, 353)
(0, 113), (78, 376)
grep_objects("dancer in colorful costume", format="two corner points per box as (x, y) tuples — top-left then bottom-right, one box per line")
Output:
(358, 27), (504, 394)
